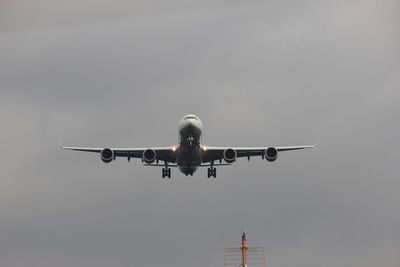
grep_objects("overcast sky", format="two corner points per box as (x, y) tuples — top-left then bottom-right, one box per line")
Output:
(1, 1), (399, 267)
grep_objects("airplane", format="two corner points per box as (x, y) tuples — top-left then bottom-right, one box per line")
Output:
(62, 114), (315, 178)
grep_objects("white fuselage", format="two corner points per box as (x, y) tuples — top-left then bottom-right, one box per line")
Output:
(177, 114), (203, 175)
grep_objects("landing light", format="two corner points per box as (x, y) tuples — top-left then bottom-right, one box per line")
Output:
(203, 147), (207, 151)
(172, 146), (177, 152)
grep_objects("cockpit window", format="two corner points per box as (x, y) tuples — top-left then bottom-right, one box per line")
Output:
(184, 116), (198, 120)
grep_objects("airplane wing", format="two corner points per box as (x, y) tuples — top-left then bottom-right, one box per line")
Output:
(201, 144), (315, 163)
(62, 146), (178, 163)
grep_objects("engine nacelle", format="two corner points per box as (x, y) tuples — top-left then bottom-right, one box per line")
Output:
(223, 148), (237, 163)
(265, 147), (278, 162)
(143, 149), (156, 164)
(101, 148), (114, 163)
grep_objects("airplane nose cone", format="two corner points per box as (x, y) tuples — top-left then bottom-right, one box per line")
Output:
(179, 117), (202, 137)
(189, 118), (202, 129)
(180, 119), (196, 131)
(180, 115), (202, 126)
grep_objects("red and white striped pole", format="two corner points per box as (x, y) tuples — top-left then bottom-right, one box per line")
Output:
(241, 232), (248, 267)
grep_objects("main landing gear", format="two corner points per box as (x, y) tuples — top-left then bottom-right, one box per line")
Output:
(162, 166), (171, 178)
(207, 167), (216, 178)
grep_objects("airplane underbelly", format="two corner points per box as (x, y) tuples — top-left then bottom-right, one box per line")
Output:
(177, 147), (202, 167)
(179, 166), (198, 175)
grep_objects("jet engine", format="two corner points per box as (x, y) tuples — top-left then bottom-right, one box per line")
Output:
(101, 148), (114, 163)
(223, 148), (237, 163)
(143, 149), (156, 164)
(265, 147), (278, 162)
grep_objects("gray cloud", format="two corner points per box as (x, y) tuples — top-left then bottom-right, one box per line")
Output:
(1, 0), (399, 267)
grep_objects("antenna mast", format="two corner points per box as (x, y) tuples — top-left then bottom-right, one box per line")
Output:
(224, 231), (266, 267)
(241, 232), (248, 267)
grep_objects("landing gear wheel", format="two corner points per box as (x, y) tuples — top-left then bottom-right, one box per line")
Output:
(207, 167), (216, 178)
(162, 168), (171, 178)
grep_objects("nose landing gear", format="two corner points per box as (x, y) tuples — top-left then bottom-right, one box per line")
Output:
(184, 169), (194, 176)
